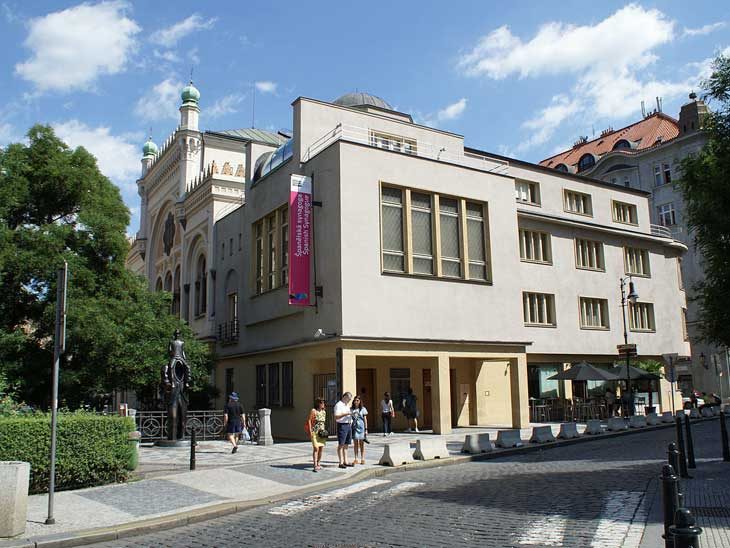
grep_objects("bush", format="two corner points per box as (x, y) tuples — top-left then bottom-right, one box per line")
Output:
(0, 412), (135, 493)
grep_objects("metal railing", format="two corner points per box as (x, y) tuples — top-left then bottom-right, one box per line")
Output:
(135, 410), (260, 443)
(218, 320), (240, 344)
(302, 123), (510, 175)
(650, 224), (673, 238)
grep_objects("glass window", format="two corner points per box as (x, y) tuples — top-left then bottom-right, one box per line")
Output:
(523, 292), (556, 326)
(466, 202), (487, 280)
(624, 247), (650, 277)
(657, 203), (676, 226)
(654, 165), (662, 186)
(663, 163), (672, 185)
(267, 213), (277, 290)
(280, 207), (289, 287)
(519, 229), (552, 264)
(564, 190), (593, 216)
(613, 201), (638, 225)
(410, 192), (434, 275)
(629, 302), (656, 332)
(579, 297), (609, 329)
(381, 187), (405, 272)
(282, 362), (294, 407)
(390, 368), (411, 411)
(255, 365), (266, 408)
(254, 221), (264, 294)
(575, 238), (605, 271)
(439, 197), (461, 277)
(577, 154), (595, 172)
(268, 363), (280, 406)
(515, 181), (540, 205)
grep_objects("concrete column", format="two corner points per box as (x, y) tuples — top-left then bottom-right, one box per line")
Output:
(337, 348), (357, 398)
(560, 362), (573, 400)
(257, 408), (274, 445)
(0, 461), (29, 537)
(432, 353), (452, 434)
(510, 354), (530, 428)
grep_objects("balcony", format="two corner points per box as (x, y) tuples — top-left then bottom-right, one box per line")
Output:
(218, 320), (239, 345)
(302, 123), (510, 176)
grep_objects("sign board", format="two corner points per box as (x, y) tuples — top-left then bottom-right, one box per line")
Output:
(288, 174), (312, 306)
(617, 343), (637, 356)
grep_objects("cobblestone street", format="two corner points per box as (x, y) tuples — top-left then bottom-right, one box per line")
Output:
(86, 421), (728, 548)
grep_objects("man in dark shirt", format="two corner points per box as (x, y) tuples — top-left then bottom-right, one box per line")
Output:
(224, 392), (246, 454)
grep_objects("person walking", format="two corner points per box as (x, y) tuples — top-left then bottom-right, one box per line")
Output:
(351, 395), (369, 464)
(380, 392), (394, 436)
(305, 398), (327, 472)
(605, 388), (616, 417)
(223, 392), (246, 454)
(403, 387), (419, 432)
(334, 392), (354, 468)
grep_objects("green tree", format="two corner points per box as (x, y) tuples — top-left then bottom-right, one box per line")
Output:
(0, 125), (212, 408)
(679, 55), (730, 348)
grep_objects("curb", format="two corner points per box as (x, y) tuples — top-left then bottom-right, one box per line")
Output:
(1, 415), (720, 548)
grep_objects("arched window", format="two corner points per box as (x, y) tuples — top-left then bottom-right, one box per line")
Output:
(613, 139), (631, 150)
(155, 277), (163, 292)
(172, 266), (181, 317)
(555, 163), (569, 173)
(195, 254), (207, 316)
(577, 154), (595, 172)
(164, 272), (172, 292)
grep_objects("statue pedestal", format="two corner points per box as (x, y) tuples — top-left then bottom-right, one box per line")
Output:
(257, 408), (274, 445)
(154, 439), (191, 448)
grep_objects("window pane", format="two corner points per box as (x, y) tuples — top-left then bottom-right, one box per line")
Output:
(467, 218), (485, 261)
(411, 210), (432, 255)
(440, 215), (460, 258)
(268, 363), (280, 406)
(382, 187), (402, 205)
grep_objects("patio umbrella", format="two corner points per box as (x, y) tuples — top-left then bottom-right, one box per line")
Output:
(548, 361), (621, 381)
(610, 364), (659, 380)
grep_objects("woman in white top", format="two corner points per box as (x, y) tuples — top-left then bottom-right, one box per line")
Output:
(380, 392), (395, 436)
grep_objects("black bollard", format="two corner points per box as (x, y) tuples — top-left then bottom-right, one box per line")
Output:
(675, 416), (690, 478)
(660, 464), (680, 548)
(667, 442), (681, 477)
(721, 411), (730, 463)
(669, 507), (703, 548)
(684, 413), (696, 469)
(190, 429), (196, 471)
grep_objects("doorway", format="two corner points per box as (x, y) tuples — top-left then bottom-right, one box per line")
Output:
(450, 369), (458, 427)
(356, 368), (376, 428)
(422, 368), (432, 429)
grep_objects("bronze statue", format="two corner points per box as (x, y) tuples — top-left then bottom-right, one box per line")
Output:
(161, 329), (191, 440)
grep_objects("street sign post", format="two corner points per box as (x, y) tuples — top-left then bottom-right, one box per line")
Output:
(617, 343), (638, 356)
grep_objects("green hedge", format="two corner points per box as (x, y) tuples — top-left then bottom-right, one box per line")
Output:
(0, 412), (135, 493)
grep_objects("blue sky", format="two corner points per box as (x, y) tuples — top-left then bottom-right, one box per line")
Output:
(1, 1), (728, 232)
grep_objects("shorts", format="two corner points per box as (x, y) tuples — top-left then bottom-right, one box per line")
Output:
(226, 422), (243, 434)
(337, 422), (352, 446)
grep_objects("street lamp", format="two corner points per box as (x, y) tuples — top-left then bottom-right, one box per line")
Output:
(620, 276), (639, 417)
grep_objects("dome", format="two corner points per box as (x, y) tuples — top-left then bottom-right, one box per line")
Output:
(142, 137), (158, 157)
(181, 81), (200, 104)
(333, 92), (393, 111)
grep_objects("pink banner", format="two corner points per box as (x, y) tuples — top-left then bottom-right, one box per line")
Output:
(288, 174), (312, 306)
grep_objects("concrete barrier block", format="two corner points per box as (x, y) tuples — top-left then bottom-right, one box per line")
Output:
(607, 417), (628, 431)
(629, 415), (647, 428)
(529, 425), (556, 443)
(585, 420), (603, 435)
(646, 413), (661, 426)
(0, 461), (30, 538)
(557, 423), (580, 439)
(495, 430), (523, 448)
(660, 411), (675, 423)
(689, 408), (701, 420)
(700, 407), (713, 418)
(413, 438), (450, 460)
(378, 442), (415, 466)
(461, 433), (493, 454)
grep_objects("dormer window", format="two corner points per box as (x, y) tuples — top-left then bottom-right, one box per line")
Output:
(613, 139), (631, 150)
(577, 154), (596, 172)
(555, 163), (569, 172)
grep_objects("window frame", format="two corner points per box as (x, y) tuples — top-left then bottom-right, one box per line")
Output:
(657, 203), (676, 227)
(252, 204), (289, 296)
(574, 238), (605, 272)
(624, 247), (651, 278)
(612, 200), (638, 226)
(629, 302), (656, 333)
(515, 180), (541, 206)
(563, 189), (593, 217)
(369, 130), (417, 155)
(578, 296), (610, 330)
(519, 228), (552, 265)
(522, 291), (557, 327)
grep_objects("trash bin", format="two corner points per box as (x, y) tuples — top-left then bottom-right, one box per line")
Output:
(127, 431), (141, 471)
(0, 461), (30, 538)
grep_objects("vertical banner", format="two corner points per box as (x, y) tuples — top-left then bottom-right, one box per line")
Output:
(288, 174), (312, 306)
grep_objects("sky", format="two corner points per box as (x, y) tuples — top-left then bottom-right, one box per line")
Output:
(1, 1), (728, 233)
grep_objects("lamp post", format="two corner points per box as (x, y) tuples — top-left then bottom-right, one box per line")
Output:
(620, 276), (639, 417)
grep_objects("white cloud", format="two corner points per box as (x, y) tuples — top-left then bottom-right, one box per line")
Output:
(15, 1), (140, 93)
(255, 81), (277, 94)
(0, 122), (21, 147)
(2, 2), (19, 23)
(150, 14), (216, 47)
(153, 50), (181, 63)
(208, 93), (246, 118)
(683, 22), (726, 37)
(53, 120), (140, 191)
(516, 95), (581, 154)
(134, 78), (183, 122)
(437, 98), (467, 121)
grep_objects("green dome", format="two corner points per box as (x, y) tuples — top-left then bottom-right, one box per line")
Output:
(181, 81), (200, 104)
(142, 137), (158, 157)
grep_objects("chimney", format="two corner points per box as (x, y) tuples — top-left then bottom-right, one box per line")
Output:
(678, 92), (709, 136)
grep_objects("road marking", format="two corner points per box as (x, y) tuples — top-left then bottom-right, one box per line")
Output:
(517, 514), (566, 546)
(590, 491), (645, 548)
(267, 479), (390, 516)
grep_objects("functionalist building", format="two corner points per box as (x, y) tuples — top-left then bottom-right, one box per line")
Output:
(540, 94), (727, 398)
(128, 85), (690, 438)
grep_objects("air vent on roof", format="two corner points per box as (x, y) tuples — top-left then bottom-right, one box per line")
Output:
(600, 127), (613, 137)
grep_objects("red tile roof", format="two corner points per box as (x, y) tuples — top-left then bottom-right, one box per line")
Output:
(540, 113), (680, 171)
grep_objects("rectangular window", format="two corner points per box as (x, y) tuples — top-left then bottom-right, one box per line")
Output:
(389, 368), (411, 410)
(677, 257), (685, 290)
(281, 362), (294, 407)
(613, 201), (638, 225)
(629, 302), (656, 332)
(663, 163), (672, 185)
(579, 297), (610, 329)
(682, 308), (689, 341)
(221, 242), (225, 261)
(227, 292), (238, 322)
(238, 233), (242, 251)
(563, 190), (593, 216)
(254, 221), (264, 294)
(515, 180), (540, 205)
(410, 192), (434, 275)
(523, 292), (556, 326)
(381, 187), (405, 272)
(575, 238), (605, 271)
(654, 164), (662, 187)
(229, 237), (233, 256)
(519, 229), (552, 264)
(266, 213), (277, 290)
(657, 203), (676, 226)
(439, 197), (461, 277)
(623, 176), (630, 188)
(253, 205), (289, 295)
(255, 365), (266, 408)
(370, 130), (417, 155)
(268, 363), (280, 406)
(280, 207), (288, 286)
(466, 202), (487, 280)
(624, 247), (650, 277)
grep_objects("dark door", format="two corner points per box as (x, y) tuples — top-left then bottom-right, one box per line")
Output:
(356, 368), (376, 427)
(422, 368), (432, 429)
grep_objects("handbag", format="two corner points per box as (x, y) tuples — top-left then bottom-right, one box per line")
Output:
(317, 428), (329, 438)
(241, 428), (251, 442)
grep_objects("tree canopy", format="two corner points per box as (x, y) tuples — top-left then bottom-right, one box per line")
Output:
(0, 125), (212, 409)
(679, 55), (730, 348)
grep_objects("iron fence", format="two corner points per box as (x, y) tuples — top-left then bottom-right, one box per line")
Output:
(135, 410), (260, 443)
